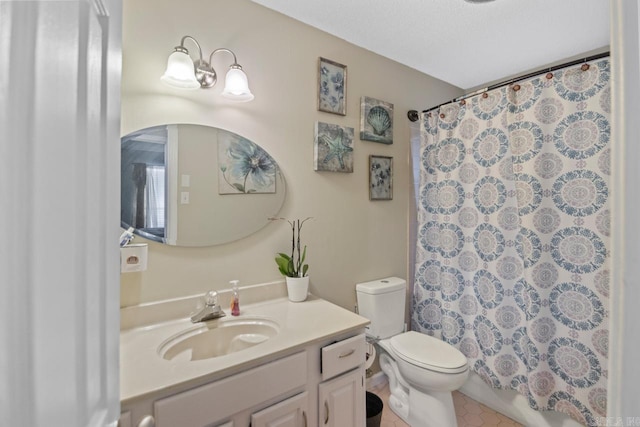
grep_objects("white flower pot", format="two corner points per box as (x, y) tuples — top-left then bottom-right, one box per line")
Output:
(286, 276), (309, 302)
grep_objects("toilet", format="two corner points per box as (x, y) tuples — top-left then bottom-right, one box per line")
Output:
(356, 277), (468, 427)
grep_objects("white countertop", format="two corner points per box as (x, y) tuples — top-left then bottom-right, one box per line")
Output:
(120, 294), (369, 405)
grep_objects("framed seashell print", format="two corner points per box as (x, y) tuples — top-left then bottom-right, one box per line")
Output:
(369, 155), (393, 200)
(360, 96), (394, 144)
(318, 57), (347, 115)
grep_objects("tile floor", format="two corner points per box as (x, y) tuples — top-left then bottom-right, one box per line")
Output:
(370, 382), (523, 427)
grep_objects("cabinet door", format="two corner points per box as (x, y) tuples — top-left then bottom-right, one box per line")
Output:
(251, 392), (308, 427)
(318, 369), (365, 427)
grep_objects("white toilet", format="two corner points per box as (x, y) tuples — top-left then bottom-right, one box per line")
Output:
(356, 277), (468, 427)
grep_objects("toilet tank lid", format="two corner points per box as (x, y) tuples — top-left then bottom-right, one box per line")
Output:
(356, 277), (406, 294)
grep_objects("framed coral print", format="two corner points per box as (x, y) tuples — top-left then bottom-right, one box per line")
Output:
(314, 121), (354, 173)
(360, 96), (393, 144)
(318, 57), (347, 115)
(369, 155), (393, 200)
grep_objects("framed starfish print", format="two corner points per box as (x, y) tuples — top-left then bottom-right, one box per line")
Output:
(314, 121), (354, 173)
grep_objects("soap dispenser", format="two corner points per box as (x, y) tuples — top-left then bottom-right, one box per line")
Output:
(230, 280), (240, 316)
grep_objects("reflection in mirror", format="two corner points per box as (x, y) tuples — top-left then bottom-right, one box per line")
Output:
(121, 124), (286, 247)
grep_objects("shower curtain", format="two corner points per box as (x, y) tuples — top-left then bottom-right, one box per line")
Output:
(412, 58), (610, 425)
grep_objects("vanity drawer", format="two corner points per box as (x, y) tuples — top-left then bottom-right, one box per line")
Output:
(321, 334), (366, 380)
(154, 352), (307, 427)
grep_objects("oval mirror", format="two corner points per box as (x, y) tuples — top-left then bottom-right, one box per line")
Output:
(121, 124), (286, 247)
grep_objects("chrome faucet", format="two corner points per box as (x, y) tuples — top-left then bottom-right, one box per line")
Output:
(191, 290), (226, 323)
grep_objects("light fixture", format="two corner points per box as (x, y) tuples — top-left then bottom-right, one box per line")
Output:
(161, 35), (254, 102)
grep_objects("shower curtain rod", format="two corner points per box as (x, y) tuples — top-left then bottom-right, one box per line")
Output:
(407, 51), (610, 122)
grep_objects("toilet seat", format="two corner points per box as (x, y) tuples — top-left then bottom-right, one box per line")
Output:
(389, 331), (468, 374)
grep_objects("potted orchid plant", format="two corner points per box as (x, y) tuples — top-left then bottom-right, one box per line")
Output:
(270, 217), (312, 302)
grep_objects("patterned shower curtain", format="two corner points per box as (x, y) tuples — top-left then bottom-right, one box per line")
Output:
(412, 58), (610, 425)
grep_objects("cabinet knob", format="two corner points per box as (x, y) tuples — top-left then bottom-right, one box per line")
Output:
(324, 400), (330, 424)
(302, 410), (307, 427)
(137, 415), (155, 427)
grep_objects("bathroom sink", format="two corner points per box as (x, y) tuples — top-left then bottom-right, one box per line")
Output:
(158, 317), (279, 362)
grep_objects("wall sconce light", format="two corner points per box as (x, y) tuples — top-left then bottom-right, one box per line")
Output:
(160, 35), (254, 102)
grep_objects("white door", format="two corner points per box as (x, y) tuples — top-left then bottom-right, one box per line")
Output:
(610, 0), (640, 419)
(0, 0), (122, 426)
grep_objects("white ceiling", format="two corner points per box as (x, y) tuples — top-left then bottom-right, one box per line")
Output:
(250, 0), (610, 90)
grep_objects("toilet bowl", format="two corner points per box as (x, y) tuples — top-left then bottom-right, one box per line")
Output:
(382, 332), (468, 390)
(356, 278), (469, 427)
(378, 332), (468, 427)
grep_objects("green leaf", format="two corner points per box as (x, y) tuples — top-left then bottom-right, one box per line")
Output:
(277, 253), (291, 262)
(302, 264), (309, 277)
(300, 246), (307, 265)
(232, 183), (245, 192)
(275, 256), (291, 276)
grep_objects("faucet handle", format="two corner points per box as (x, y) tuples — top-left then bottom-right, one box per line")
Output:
(205, 290), (219, 307)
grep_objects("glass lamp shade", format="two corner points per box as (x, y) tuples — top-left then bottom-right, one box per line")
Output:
(160, 50), (200, 89)
(221, 66), (254, 102)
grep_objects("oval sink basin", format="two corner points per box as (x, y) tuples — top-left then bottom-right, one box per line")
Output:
(158, 317), (279, 362)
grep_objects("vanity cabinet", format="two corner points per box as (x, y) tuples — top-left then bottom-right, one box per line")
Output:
(121, 333), (366, 427)
(318, 334), (366, 427)
(117, 412), (131, 427)
(120, 293), (369, 427)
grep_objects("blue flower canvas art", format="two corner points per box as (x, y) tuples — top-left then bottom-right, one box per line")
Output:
(318, 57), (347, 115)
(314, 121), (354, 173)
(218, 130), (276, 194)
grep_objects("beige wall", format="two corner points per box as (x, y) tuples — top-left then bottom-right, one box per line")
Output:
(175, 125), (215, 245)
(120, 0), (463, 309)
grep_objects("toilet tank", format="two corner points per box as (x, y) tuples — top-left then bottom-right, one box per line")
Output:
(356, 277), (406, 339)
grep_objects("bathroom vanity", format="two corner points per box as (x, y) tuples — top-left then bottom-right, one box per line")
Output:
(119, 284), (369, 427)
